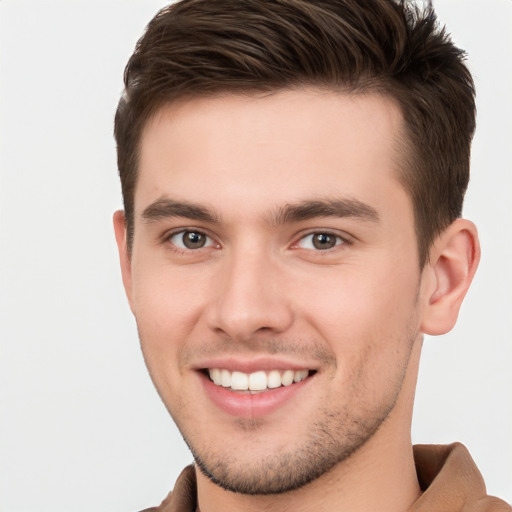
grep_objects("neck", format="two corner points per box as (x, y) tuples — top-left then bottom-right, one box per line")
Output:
(196, 431), (420, 512)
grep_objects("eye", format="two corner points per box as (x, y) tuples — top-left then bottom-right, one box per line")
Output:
(169, 230), (215, 250)
(297, 232), (345, 251)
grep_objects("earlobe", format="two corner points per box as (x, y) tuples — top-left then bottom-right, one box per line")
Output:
(420, 219), (480, 336)
(113, 210), (134, 311)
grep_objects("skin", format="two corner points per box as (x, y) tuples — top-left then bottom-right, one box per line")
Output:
(114, 89), (479, 512)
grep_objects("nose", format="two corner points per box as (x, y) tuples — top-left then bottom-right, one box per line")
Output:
(205, 247), (294, 342)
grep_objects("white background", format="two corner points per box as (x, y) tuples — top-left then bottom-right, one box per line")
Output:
(0, 1), (511, 510)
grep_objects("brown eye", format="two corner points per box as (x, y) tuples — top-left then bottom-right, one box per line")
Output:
(312, 233), (337, 249)
(183, 231), (206, 249)
(297, 232), (343, 250)
(170, 230), (213, 250)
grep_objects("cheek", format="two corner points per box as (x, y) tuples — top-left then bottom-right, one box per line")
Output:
(299, 262), (419, 335)
(129, 260), (207, 389)
(294, 260), (421, 385)
(131, 255), (205, 334)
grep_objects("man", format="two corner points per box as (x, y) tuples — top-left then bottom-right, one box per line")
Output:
(112, 0), (510, 511)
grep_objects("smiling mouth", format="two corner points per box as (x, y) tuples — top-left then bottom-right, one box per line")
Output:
(205, 368), (314, 393)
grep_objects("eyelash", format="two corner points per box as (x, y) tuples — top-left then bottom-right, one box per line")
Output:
(163, 228), (351, 254)
(163, 229), (217, 253)
(293, 231), (351, 252)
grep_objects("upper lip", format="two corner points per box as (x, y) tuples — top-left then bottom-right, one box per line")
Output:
(193, 356), (319, 374)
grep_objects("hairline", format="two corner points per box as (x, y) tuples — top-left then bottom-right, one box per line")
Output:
(125, 84), (429, 267)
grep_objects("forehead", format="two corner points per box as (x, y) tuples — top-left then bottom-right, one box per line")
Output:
(136, 88), (409, 220)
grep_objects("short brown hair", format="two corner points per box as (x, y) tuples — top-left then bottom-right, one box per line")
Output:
(114, 0), (476, 265)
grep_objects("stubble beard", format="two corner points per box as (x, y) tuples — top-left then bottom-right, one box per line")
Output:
(175, 337), (415, 496)
(144, 316), (420, 495)
(186, 401), (397, 495)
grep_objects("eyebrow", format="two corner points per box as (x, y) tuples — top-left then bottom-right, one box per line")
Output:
(270, 198), (379, 225)
(141, 197), (220, 224)
(141, 196), (379, 225)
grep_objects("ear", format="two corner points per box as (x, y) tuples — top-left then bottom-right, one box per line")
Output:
(113, 210), (134, 311)
(420, 219), (480, 336)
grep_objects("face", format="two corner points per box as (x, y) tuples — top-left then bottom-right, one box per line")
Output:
(116, 89), (431, 494)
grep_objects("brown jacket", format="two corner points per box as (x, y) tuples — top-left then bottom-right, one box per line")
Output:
(142, 443), (511, 512)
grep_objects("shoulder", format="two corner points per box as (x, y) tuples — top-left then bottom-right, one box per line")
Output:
(413, 443), (511, 512)
(138, 465), (197, 512)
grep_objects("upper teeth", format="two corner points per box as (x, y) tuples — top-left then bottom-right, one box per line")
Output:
(208, 369), (309, 391)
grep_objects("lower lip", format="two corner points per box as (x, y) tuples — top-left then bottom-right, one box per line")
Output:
(199, 372), (312, 419)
